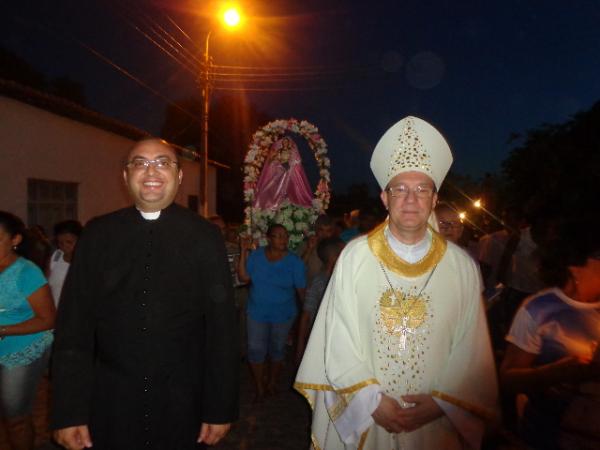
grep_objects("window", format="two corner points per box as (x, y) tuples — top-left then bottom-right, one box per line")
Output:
(28, 179), (78, 233)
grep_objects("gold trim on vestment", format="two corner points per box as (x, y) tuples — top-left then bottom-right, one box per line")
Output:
(358, 429), (369, 450)
(367, 221), (447, 278)
(431, 390), (495, 421)
(310, 434), (321, 450)
(294, 378), (379, 400)
(295, 379), (379, 450)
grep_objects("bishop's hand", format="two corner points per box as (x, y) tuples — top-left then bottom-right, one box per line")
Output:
(395, 394), (443, 432)
(371, 394), (406, 434)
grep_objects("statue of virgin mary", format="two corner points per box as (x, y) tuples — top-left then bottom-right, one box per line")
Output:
(253, 137), (314, 210)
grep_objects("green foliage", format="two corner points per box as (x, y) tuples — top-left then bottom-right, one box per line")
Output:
(502, 101), (600, 219)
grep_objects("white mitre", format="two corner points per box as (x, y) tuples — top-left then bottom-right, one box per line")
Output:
(370, 116), (453, 190)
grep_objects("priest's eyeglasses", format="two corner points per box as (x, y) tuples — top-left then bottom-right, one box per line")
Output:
(386, 184), (434, 199)
(438, 220), (463, 230)
(126, 157), (178, 171)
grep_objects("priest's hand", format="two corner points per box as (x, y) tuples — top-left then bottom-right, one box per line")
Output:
(372, 394), (406, 433)
(197, 423), (231, 446)
(396, 394), (444, 432)
(53, 425), (93, 449)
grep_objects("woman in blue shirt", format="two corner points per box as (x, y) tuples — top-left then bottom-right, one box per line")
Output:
(239, 224), (306, 402)
(0, 211), (55, 450)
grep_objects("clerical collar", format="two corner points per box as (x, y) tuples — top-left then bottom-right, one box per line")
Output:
(384, 226), (431, 264)
(138, 209), (161, 221)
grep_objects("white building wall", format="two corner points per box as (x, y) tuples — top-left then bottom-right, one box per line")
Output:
(0, 96), (213, 228)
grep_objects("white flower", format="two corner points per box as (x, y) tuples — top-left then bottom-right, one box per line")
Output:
(297, 222), (310, 231)
(243, 118), (331, 250)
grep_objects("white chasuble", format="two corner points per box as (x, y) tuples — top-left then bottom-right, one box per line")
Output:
(295, 222), (498, 450)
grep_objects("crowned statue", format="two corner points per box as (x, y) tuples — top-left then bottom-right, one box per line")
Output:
(252, 136), (314, 210)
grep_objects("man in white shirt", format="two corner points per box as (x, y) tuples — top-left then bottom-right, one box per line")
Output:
(295, 117), (497, 449)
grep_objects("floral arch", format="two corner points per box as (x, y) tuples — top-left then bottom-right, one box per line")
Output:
(243, 119), (331, 249)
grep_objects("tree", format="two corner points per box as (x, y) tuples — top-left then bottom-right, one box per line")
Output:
(502, 101), (600, 220)
(0, 47), (87, 106)
(0, 47), (45, 90)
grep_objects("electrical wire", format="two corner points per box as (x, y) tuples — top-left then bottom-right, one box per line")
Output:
(106, 3), (200, 76)
(74, 39), (201, 122)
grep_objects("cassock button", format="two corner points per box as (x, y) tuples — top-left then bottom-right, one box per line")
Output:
(144, 387), (149, 393)
(143, 376), (149, 381)
(141, 303), (147, 307)
(145, 440), (151, 446)
(143, 289), (148, 295)
(141, 327), (148, 332)
(145, 264), (150, 271)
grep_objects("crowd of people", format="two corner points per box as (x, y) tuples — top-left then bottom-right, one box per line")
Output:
(0, 122), (598, 450)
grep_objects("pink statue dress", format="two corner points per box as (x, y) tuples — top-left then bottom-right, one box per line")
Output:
(253, 137), (314, 210)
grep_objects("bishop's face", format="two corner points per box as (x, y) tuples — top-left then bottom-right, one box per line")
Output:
(123, 140), (183, 212)
(380, 171), (437, 242)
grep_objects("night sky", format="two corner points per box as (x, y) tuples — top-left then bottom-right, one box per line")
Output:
(4, 0), (600, 193)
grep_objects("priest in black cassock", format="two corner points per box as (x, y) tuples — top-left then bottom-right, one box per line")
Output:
(51, 138), (238, 450)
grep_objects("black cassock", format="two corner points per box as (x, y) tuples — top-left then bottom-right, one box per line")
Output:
(51, 204), (239, 450)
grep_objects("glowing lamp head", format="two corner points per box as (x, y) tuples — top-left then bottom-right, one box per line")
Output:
(473, 199), (482, 208)
(223, 7), (241, 27)
(459, 212), (467, 221)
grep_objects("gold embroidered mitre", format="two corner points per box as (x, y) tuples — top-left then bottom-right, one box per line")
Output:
(370, 116), (453, 190)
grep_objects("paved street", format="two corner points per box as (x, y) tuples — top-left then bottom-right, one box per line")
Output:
(0, 358), (312, 450)
(1, 358), (523, 450)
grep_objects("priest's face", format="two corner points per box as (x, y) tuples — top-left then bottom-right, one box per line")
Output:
(380, 171), (437, 242)
(435, 207), (463, 244)
(123, 139), (183, 212)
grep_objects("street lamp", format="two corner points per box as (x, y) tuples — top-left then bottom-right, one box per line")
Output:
(201, 6), (243, 216)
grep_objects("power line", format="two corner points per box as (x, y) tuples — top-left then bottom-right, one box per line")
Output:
(207, 68), (374, 78)
(164, 14), (203, 54)
(74, 39), (201, 122)
(106, 3), (200, 77)
(211, 63), (377, 72)
(211, 85), (343, 92)
(138, 12), (203, 66)
(109, 6), (380, 84)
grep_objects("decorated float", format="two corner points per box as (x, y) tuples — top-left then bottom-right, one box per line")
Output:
(243, 118), (331, 250)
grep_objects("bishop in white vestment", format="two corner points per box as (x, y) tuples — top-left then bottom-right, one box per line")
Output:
(295, 117), (498, 450)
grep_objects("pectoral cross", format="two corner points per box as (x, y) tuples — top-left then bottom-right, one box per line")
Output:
(395, 316), (416, 351)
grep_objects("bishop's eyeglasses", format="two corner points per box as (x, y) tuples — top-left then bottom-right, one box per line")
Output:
(386, 184), (435, 199)
(126, 157), (179, 171)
